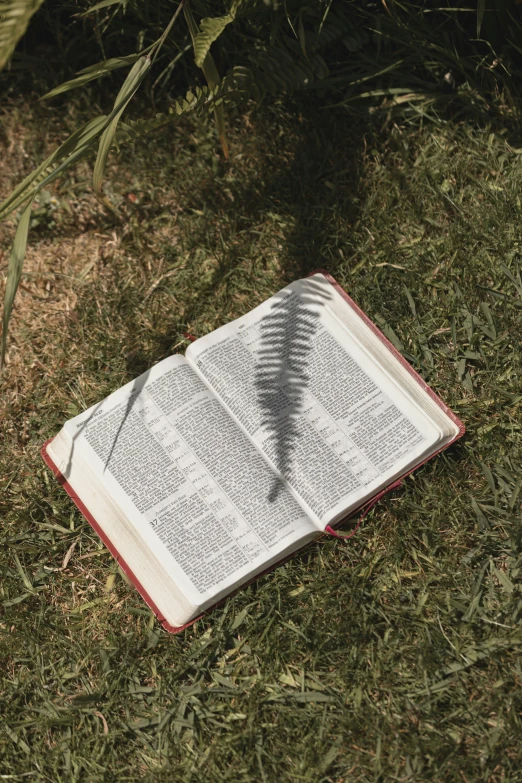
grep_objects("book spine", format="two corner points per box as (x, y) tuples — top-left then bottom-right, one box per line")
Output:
(325, 478), (403, 539)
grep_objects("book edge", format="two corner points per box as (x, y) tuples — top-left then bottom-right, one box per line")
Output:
(308, 269), (466, 441)
(41, 440), (195, 635)
(41, 441), (319, 633)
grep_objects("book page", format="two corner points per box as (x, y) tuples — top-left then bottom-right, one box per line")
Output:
(186, 276), (441, 527)
(60, 356), (316, 605)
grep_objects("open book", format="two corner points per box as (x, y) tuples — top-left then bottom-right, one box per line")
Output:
(42, 272), (464, 632)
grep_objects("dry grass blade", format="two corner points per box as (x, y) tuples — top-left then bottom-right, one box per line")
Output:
(93, 56), (151, 195)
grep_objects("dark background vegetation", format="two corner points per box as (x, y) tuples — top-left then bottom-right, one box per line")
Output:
(1, 1), (522, 781)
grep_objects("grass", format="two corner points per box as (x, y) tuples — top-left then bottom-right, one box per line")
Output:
(1, 87), (522, 782)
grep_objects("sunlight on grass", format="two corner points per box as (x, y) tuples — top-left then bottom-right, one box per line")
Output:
(1, 96), (522, 780)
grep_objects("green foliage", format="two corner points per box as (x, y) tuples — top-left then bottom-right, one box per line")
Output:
(0, 0), (46, 71)
(0, 115), (109, 223)
(41, 53), (147, 101)
(93, 55), (151, 194)
(1, 0), (522, 366)
(81, 0), (123, 13)
(184, 0), (229, 157)
(0, 199), (33, 370)
(192, 0), (241, 69)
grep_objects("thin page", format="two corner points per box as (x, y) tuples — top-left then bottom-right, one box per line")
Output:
(59, 355), (317, 608)
(186, 277), (441, 528)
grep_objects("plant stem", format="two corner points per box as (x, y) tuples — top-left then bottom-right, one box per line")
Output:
(151, 0), (186, 65)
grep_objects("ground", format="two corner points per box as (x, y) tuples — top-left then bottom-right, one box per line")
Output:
(1, 91), (522, 782)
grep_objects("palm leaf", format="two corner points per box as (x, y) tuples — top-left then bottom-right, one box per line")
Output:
(193, 1), (241, 69)
(0, 198), (33, 369)
(93, 55), (151, 194)
(0, 114), (109, 222)
(0, 0), (47, 71)
(41, 53), (145, 101)
(0, 115), (114, 370)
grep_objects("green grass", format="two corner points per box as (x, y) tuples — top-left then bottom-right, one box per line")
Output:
(1, 93), (522, 782)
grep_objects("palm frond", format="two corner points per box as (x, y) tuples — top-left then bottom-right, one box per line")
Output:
(0, 0), (47, 71)
(184, 0), (230, 158)
(192, 0), (242, 69)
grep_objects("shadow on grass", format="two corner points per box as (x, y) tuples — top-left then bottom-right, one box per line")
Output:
(118, 103), (366, 499)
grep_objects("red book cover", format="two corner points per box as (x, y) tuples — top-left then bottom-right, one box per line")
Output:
(41, 272), (465, 633)
(41, 441), (192, 634)
(313, 270), (465, 442)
